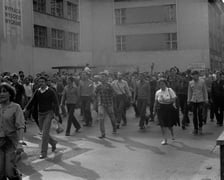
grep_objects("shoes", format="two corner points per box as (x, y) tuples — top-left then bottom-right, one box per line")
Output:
(192, 130), (198, 135)
(116, 125), (120, 129)
(198, 128), (203, 135)
(112, 130), (117, 134)
(98, 134), (106, 139)
(52, 142), (57, 152)
(65, 133), (70, 136)
(122, 122), (127, 126)
(140, 126), (145, 130)
(39, 154), (47, 159)
(76, 127), (81, 133)
(161, 139), (168, 145)
(182, 126), (186, 130)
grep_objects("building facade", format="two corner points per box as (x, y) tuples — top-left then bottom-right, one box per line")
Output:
(0, 0), (224, 74)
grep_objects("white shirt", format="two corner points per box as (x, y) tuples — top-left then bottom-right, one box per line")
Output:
(23, 83), (33, 98)
(155, 87), (176, 104)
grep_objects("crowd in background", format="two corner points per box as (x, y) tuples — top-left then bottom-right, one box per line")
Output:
(1, 64), (224, 179)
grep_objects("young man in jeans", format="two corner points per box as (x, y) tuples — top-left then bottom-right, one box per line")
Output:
(25, 76), (60, 159)
(96, 72), (117, 138)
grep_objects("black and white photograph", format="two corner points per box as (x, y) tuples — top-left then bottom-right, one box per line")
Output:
(0, 0), (224, 179)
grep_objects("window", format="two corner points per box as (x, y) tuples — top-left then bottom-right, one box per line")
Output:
(68, 32), (79, 51)
(168, 5), (176, 22)
(116, 35), (126, 51)
(33, 0), (46, 13)
(51, 0), (63, 17)
(34, 25), (47, 47)
(67, 2), (78, 21)
(166, 33), (177, 50)
(52, 29), (65, 49)
(115, 9), (126, 25)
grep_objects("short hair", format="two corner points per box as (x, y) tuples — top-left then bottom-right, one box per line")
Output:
(191, 70), (199, 75)
(68, 76), (74, 82)
(0, 82), (16, 101)
(38, 76), (48, 82)
(158, 78), (168, 86)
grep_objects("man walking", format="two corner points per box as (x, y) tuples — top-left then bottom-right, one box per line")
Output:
(111, 72), (131, 128)
(25, 76), (60, 158)
(96, 72), (117, 138)
(187, 70), (208, 135)
(61, 76), (81, 136)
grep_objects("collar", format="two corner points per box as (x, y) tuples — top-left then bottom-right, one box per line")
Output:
(39, 86), (49, 93)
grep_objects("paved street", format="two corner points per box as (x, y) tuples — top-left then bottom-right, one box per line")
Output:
(19, 108), (222, 180)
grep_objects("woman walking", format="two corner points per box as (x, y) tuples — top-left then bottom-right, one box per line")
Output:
(0, 82), (25, 180)
(154, 78), (179, 145)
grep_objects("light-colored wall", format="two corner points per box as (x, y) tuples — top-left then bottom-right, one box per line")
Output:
(113, 49), (210, 72)
(0, 0), (33, 74)
(33, 48), (91, 73)
(177, 0), (210, 50)
(91, 0), (115, 66)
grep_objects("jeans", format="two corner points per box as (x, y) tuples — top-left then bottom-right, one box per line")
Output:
(191, 102), (204, 130)
(0, 138), (21, 180)
(80, 96), (92, 125)
(137, 99), (148, 128)
(38, 111), (57, 156)
(213, 100), (224, 125)
(114, 95), (126, 125)
(66, 104), (81, 134)
(98, 105), (116, 136)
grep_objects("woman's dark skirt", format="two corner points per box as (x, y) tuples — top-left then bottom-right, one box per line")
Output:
(157, 103), (180, 127)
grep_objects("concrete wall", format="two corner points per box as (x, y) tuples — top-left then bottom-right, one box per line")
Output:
(33, 48), (92, 73)
(0, 0), (33, 74)
(91, 0), (115, 66)
(113, 49), (210, 72)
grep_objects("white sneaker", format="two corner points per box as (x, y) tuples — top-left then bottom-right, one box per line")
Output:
(161, 139), (167, 145)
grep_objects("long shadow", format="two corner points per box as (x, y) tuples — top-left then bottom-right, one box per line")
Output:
(169, 141), (218, 158)
(107, 136), (165, 155)
(81, 135), (116, 148)
(45, 153), (100, 180)
(18, 161), (43, 180)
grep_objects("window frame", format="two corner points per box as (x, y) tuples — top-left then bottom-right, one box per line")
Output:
(34, 25), (47, 48)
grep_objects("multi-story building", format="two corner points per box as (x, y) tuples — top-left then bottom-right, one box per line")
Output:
(0, 0), (224, 74)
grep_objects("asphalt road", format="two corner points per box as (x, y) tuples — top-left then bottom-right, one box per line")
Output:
(19, 108), (222, 180)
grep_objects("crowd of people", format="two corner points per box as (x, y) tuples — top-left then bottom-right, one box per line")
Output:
(0, 66), (224, 179)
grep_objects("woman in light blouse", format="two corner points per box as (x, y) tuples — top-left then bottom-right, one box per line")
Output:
(154, 78), (178, 145)
(0, 82), (25, 180)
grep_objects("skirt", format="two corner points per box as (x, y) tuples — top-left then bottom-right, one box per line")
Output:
(157, 103), (180, 127)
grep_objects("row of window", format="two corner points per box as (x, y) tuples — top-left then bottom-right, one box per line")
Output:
(33, 0), (78, 21)
(34, 25), (79, 51)
(115, 5), (176, 25)
(116, 33), (177, 52)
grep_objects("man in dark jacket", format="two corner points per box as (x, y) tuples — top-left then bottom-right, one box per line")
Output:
(211, 71), (224, 126)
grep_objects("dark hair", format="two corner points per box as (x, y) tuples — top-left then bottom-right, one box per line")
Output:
(158, 78), (168, 86)
(0, 82), (16, 101)
(68, 76), (74, 82)
(38, 76), (48, 82)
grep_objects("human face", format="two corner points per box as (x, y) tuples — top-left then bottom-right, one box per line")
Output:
(159, 81), (167, 90)
(38, 79), (47, 89)
(192, 74), (199, 81)
(0, 87), (10, 104)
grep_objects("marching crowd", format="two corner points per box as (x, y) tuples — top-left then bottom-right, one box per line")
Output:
(0, 66), (224, 179)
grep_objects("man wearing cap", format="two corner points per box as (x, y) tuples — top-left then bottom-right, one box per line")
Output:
(96, 72), (116, 138)
(24, 76), (60, 159)
(187, 70), (208, 135)
(111, 72), (131, 128)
